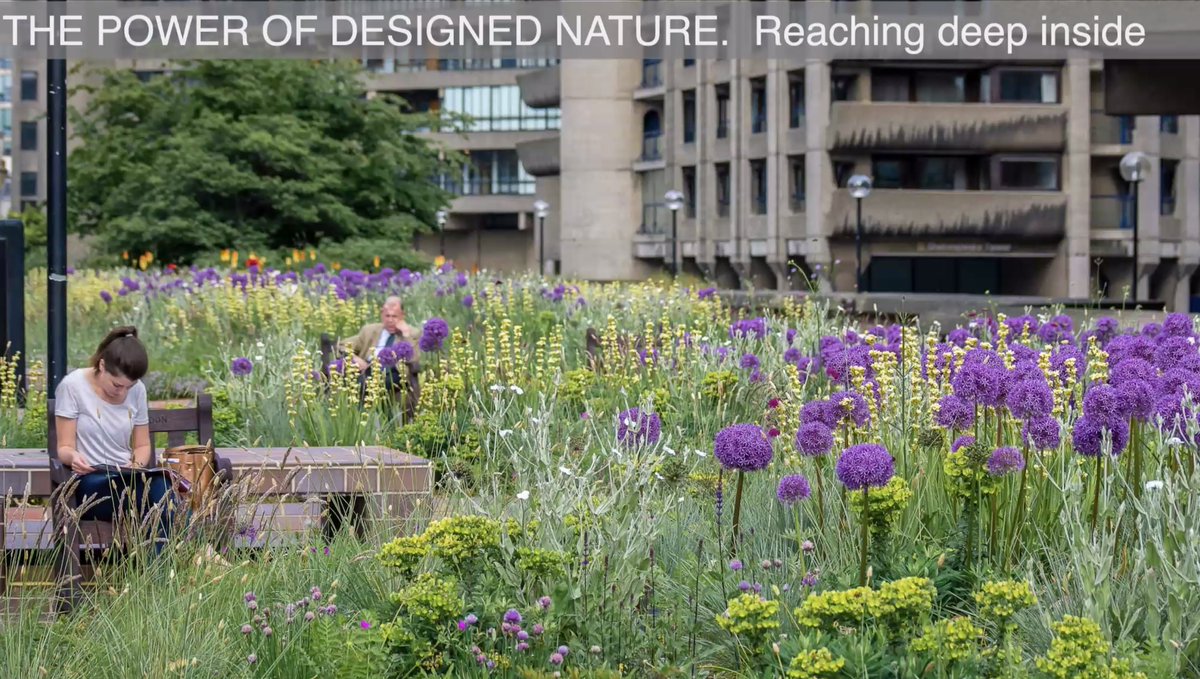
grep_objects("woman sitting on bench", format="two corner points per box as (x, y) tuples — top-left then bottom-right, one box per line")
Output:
(52, 326), (176, 546)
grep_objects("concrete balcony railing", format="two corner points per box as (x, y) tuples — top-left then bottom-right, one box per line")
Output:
(516, 66), (561, 108)
(830, 189), (1067, 239)
(1090, 111), (1134, 146)
(1090, 194), (1134, 230)
(830, 102), (1067, 151)
(515, 137), (560, 177)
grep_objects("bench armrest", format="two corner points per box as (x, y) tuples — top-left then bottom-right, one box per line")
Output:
(214, 454), (235, 483)
(48, 458), (72, 486)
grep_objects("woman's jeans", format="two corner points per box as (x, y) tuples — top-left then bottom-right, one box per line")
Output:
(74, 470), (176, 550)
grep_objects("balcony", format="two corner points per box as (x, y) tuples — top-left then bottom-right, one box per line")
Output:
(516, 66), (561, 108)
(641, 60), (662, 88)
(1091, 111), (1133, 147)
(515, 137), (560, 177)
(830, 102), (1067, 151)
(830, 189), (1067, 239)
(1090, 194), (1135, 230)
(640, 135), (662, 161)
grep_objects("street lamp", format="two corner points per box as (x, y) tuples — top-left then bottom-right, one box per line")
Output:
(847, 174), (873, 293)
(435, 209), (448, 256)
(1119, 151), (1151, 300)
(533, 199), (550, 276)
(664, 189), (685, 276)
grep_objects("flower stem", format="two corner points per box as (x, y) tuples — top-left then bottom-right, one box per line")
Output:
(1131, 420), (1143, 500)
(730, 471), (745, 556)
(815, 457), (825, 533)
(858, 486), (870, 587)
(1004, 448), (1029, 570)
(1090, 456), (1103, 537)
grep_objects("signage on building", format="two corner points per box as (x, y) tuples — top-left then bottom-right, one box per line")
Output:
(919, 242), (1014, 253)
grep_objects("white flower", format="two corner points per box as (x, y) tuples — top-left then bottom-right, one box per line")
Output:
(1145, 480), (1165, 491)
(664, 446), (676, 455)
(1166, 437), (1185, 447)
(531, 417), (541, 425)
(490, 384), (504, 393)
(516, 490), (530, 500)
(694, 449), (707, 457)
(499, 429), (513, 438)
(559, 466), (573, 476)
(254, 355), (264, 362)
(510, 385), (524, 395)
(256, 341), (265, 348)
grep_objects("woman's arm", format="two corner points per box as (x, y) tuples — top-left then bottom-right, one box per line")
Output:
(131, 424), (152, 467)
(55, 416), (95, 475)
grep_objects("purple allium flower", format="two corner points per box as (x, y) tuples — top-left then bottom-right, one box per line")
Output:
(377, 346), (399, 369)
(503, 609), (522, 625)
(835, 444), (895, 490)
(1163, 313), (1194, 337)
(1115, 379), (1155, 421)
(517, 642), (530, 652)
(420, 317), (451, 351)
(1083, 384), (1122, 427)
(247, 601), (258, 611)
(1006, 378), (1054, 420)
(549, 653), (564, 666)
(698, 287), (718, 300)
(531, 623), (543, 635)
(801, 571), (819, 588)
(951, 435), (975, 453)
(729, 317), (768, 340)
(518, 630), (530, 641)
(230, 357), (253, 377)
(829, 391), (871, 427)
(262, 626), (273, 637)
(311, 586), (322, 600)
(739, 353), (760, 371)
(393, 341), (415, 362)
(244, 592), (257, 603)
(729, 559), (743, 572)
(241, 624), (253, 635)
(935, 394), (975, 431)
(952, 360), (1004, 406)
(738, 580), (751, 592)
(466, 614), (478, 625)
(795, 422), (834, 457)
(99, 290), (113, 304)
(1159, 368), (1200, 398)
(801, 399), (841, 429)
(304, 612), (315, 622)
(557, 646), (570, 656)
(802, 540), (815, 553)
(455, 272), (469, 287)
(1154, 336), (1195, 372)
(986, 447), (1026, 476)
(1155, 393), (1197, 439)
(538, 596), (552, 610)
(247, 654), (257, 665)
(1110, 357), (1157, 385)
(616, 408), (662, 447)
(458, 620), (469, 631)
(776, 474), (812, 505)
(462, 294), (474, 308)
(713, 424), (774, 472)
(501, 622), (513, 635)
(1072, 415), (1130, 457)
(786, 328), (798, 345)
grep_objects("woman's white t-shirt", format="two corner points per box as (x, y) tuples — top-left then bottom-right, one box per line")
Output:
(53, 368), (149, 467)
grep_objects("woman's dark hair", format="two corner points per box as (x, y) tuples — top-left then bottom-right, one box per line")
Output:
(91, 325), (149, 381)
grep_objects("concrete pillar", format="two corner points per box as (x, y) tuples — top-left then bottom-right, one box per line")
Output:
(696, 60), (712, 274)
(558, 61), (650, 280)
(767, 58), (787, 288)
(1177, 116), (1200, 311)
(804, 59), (832, 292)
(1065, 56), (1091, 299)
(730, 60), (746, 282)
(1133, 114), (1162, 301)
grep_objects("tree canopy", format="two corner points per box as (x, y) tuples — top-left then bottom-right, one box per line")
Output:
(68, 60), (461, 266)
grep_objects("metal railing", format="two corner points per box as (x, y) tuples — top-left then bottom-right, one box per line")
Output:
(641, 135), (662, 161)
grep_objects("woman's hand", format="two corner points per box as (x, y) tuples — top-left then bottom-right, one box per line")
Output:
(69, 452), (96, 476)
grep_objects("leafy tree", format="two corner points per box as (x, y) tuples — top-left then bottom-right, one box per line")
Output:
(68, 60), (462, 266)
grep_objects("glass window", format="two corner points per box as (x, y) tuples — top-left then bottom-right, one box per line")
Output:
(750, 78), (767, 134)
(20, 171), (36, 197)
(20, 71), (37, 101)
(641, 169), (667, 233)
(873, 159), (905, 189)
(0, 108), (11, 134)
(19, 120), (35, 151)
(682, 90), (696, 144)
(0, 73), (10, 101)
(1161, 160), (1178, 215)
(715, 85), (730, 139)
(1161, 115), (1180, 134)
(996, 157), (1059, 190)
(716, 163), (731, 215)
(914, 72), (965, 103)
(788, 73), (805, 128)
(832, 74), (858, 101)
(871, 72), (910, 102)
(682, 165), (697, 217)
(996, 70), (1058, 103)
(789, 156), (805, 211)
(750, 159), (767, 214)
(915, 157), (964, 189)
(440, 150), (534, 196)
(441, 85), (560, 132)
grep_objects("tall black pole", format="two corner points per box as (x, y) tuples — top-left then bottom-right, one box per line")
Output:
(855, 197), (864, 293)
(669, 210), (678, 276)
(1129, 179), (1140, 301)
(538, 215), (545, 276)
(439, 225), (445, 256)
(47, 2), (69, 395)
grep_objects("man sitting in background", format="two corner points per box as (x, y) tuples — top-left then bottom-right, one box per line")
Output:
(340, 296), (421, 421)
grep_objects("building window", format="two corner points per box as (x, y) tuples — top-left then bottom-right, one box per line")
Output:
(20, 171), (36, 197)
(20, 71), (36, 101)
(641, 169), (667, 234)
(715, 84), (730, 139)
(1161, 159), (1178, 215)
(833, 160), (856, 188)
(642, 110), (662, 161)
(872, 156), (971, 190)
(994, 156), (1059, 190)
(641, 59), (662, 88)
(682, 165), (697, 217)
(994, 70), (1059, 103)
(19, 120), (35, 151)
(715, 162), (731, 216)
(749, 160), (767, 215)
(441, 85), (560, 131)
(1161, 115), (1180, 134)
(682, 89), (696, 144)
(872, 69), (968, 103)
(134, 70), (166, 83)
(832, 74), (858, 101)
(870, 257), (1000, 295)
(750, 77), (767, 134)
(439, 150), (534, 196)
(789, 156), (805, 212)
(788, 72), (805, 128)
(683, 58), (695, 67)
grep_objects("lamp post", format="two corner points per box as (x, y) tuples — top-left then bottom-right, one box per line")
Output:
(533, 199), (549, 276)
(847, 175), (873, 293)
(435, 209), (448, 257)
(1119, 151), (1150, 300)
(664, 189), (684, 276)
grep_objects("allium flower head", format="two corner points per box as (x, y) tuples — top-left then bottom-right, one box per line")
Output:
(1154, 336), (1195, 372)
(616, 408), (662, 448)
(794, 421), (834, 457)
(800, 399), (841, 429)
(377, 346), (399, 369)
(1110, 357), (1156, 385)
(739, 353), (760, 371)
(776, 474), (812, 505)
(951, 435), (975, 453)
(503, 609), (522, 625)
(230, 357), (253, 377)
(986, 447), (1025, 476)
(1005, 378), (1054, 420)
(829, 391), (871, 427)
(713, 424), (774, 472)
(1115, 379), (1155, 421)
(1082, 384), (1122, 427)
(1162, 312), (1195, 337)
(835, 444), (895, 490)
(1022, 416), (1061, 451)
(935, 394), (975, 431)
(1072, 415), (1129, 457)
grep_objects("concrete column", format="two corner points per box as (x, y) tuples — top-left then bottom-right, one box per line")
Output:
(804, 59), (832, 293)
(696, 60), (712, 273)
(768, 58), (789, 288)
(1065, 56), (1091, 299)
(1133, 114), (1162, 301)
(558, 60), (650, 280)
(1175, 115), (1200, 311)
(730, 60), (746, 279)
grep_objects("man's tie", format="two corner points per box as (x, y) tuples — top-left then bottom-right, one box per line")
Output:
(384, 331), (397, 347)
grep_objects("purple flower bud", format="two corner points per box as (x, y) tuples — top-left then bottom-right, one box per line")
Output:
(729, 559), (743, 572)
(550, 652), (564, 666)
(304, 612), (315, 622)
(557, 645), (570, 656)
(262, 626), (273, 637)
(532, 624), (544, 635)
(738, 580), (751, 592)
(801, 540), (815, 553)
(466, 614), (479, 625)
(247, 654), (257, 665)
(517, 642), (530, 652)
(518, 631), (530, 641)
(538, 596), (552, 610)
(241, 624), (252, 635)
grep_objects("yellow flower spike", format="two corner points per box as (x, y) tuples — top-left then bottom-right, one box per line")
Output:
(332, 262), (341, 271)
(434, 255), (446, 268)
(220, 249), (230, 262)
(373, 255), (381, 269)
(309, 248), (317, 260)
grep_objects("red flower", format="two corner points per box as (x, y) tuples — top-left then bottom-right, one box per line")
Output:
(768, 398), (780, 409)
(768, 428), (781, 439)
